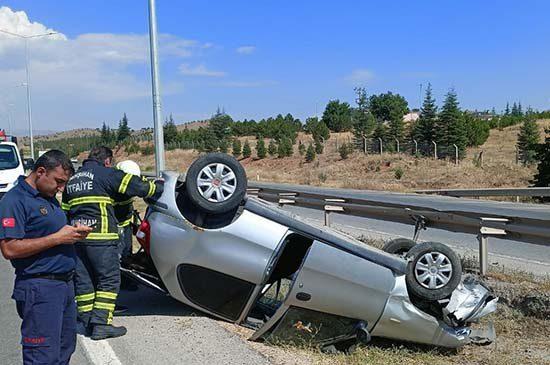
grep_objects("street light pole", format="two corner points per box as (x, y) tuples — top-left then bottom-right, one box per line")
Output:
(147, 0), (165, 176)
(24, 38), (35, 159)
(0, 29), (57, 160)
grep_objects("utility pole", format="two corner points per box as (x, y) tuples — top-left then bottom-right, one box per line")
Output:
(0, 29), (57, 160)
(148, 0), (165, 176)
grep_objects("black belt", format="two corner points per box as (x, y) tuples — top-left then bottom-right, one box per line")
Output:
(25, 271), (74, 282)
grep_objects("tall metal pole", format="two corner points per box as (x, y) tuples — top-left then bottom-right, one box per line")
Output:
(148, 0), (165, 176)
(24, 38), (35, 160)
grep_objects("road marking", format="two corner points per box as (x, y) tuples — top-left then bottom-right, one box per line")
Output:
(78, 335), (122, 365)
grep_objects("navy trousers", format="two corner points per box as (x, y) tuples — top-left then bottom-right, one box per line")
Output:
(12, 277), (76, 365)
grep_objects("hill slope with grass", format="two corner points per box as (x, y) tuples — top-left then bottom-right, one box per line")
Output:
(111, 120), (549, 192)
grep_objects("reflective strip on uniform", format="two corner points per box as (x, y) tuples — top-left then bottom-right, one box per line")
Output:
(118, 173), (133, 194)
(61, 203), (71, 211)
(93, 302), (116, 311)
(75, 293), (95, 302)
(117, 217), (133, 228)
(86, 233), (119, 240)
(77, 304), (94, 313)
(145, 181), (156, 198)
(113, 197), (134, 206)
(96, 291), (118, 300)
(68, 196), (114, 207)
(99, 202), (108, 234)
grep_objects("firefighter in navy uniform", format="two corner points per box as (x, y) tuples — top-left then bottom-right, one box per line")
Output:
(62, 146), (163, 340)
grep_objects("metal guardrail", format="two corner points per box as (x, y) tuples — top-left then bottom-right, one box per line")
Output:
(416, 187), (550, 198)
(246, 181), (550, 276)
(143, 171), (549, 275)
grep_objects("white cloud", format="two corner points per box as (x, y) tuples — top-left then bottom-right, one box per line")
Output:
(0, 6), (206, 104)
(236, 46), (256, 55)
(179, 63), (226, 77)
(345, 68), (375, 84)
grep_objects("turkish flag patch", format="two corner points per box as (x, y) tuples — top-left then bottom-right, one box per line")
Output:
(2, 218), (15, 228)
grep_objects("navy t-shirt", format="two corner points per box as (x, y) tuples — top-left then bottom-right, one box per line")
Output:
(0, 176), (76, 276)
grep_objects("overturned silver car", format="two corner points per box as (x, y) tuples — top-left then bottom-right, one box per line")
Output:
(123, 153), (497, 348)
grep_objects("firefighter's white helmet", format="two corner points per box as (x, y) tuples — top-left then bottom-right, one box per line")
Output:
(116, 160), (141, 176)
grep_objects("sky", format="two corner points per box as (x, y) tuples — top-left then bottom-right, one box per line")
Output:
(0, 1), (549, 134)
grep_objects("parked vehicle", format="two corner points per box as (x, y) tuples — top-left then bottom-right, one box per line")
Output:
(0, 141), (29, 201)
(122, 153), (497, 349)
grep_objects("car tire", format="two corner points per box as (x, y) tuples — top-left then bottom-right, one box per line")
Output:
(405, 242), (462, 301)
(185, 153), (247, 214)
(382, 238), (417, 256)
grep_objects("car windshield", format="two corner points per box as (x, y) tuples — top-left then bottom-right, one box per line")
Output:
(0, 145), (20, 171)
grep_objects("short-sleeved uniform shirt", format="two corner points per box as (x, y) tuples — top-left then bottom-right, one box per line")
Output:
(0, 175), (75, 276)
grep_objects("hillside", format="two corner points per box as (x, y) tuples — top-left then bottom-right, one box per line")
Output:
(110, 119), (550, 192)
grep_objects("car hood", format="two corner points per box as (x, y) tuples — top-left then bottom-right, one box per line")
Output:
(0, 168), (22, 185)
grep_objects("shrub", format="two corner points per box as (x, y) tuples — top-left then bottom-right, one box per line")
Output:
(305, 143), (316, 162)
(339, 143), (353, 160)
(141, 145), (154, 155)
(268, 140), (277, 156)
(394, 167), (404, 180)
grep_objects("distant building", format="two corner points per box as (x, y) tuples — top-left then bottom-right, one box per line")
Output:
(403, 112), (420, 123)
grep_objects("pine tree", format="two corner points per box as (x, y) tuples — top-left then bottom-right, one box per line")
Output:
(314, 139), (324, 154)
(352, 87), (376, 139)
(518, 102), (523, 116)
(412, 83), (437, 155)
(505, 102), (510, 115)
(163, 114), (179, 144)
(305, 143), (316, 162)
(268, 140), (277, 156)
(205, 110), (233, 152)
(321, 100), (353, 132)
(100, 122), (110, 145)
(435, 90), (467, 159)
(277, 138), (293, 158)
(117, 113), (131, 143)
(511, 102), (519, 117)
(242, 140), (252, 158)
(517, 118), (541, 164)
(256, 139), (266, 159)
(532, 128), (550, 188)
(232, 139), (242, 157)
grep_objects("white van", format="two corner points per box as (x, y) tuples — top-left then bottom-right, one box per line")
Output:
(0, 142), (25, 200)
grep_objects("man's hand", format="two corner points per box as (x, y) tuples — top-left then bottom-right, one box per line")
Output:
(55, 225), (93, 244)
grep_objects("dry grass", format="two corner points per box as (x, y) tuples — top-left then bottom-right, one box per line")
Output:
(113, 120), (550, 193)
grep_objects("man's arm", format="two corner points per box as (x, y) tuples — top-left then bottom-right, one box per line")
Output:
(0, 225), (92, 260)
(111, 170), (164, 201)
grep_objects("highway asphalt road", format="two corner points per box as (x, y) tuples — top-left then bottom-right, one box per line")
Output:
(0, 254), (272, 365)
(282, 205), (550, 275)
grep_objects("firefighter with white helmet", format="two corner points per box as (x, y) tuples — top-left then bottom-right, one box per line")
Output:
(114, 160), (141, 260)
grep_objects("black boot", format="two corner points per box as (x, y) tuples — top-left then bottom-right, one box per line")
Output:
(91, 324), (127, 340)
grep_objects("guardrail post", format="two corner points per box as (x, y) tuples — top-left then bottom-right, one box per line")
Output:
(478, 218), (508, 276)
(413, 139), (418, 155)
(395, 138), (400, 153)
(378, 138), (383, 154)
(432, 141), (437, 159)
(453, 144), (458, 165)
(324, 199), (345, 227)
(363, 136), (367, 154)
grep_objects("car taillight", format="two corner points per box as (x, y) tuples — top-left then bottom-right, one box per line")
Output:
(136, 219), (151, 254)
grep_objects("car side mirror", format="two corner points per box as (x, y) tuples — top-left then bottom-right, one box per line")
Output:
(23, 158), (34, 170)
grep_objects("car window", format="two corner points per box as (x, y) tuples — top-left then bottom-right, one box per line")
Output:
(0, 145), (20, 170)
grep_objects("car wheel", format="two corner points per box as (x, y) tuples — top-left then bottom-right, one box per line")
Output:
(382, 238), (417, 257)
(405, 242), (462, 301)
(185, 153), (247, 214)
